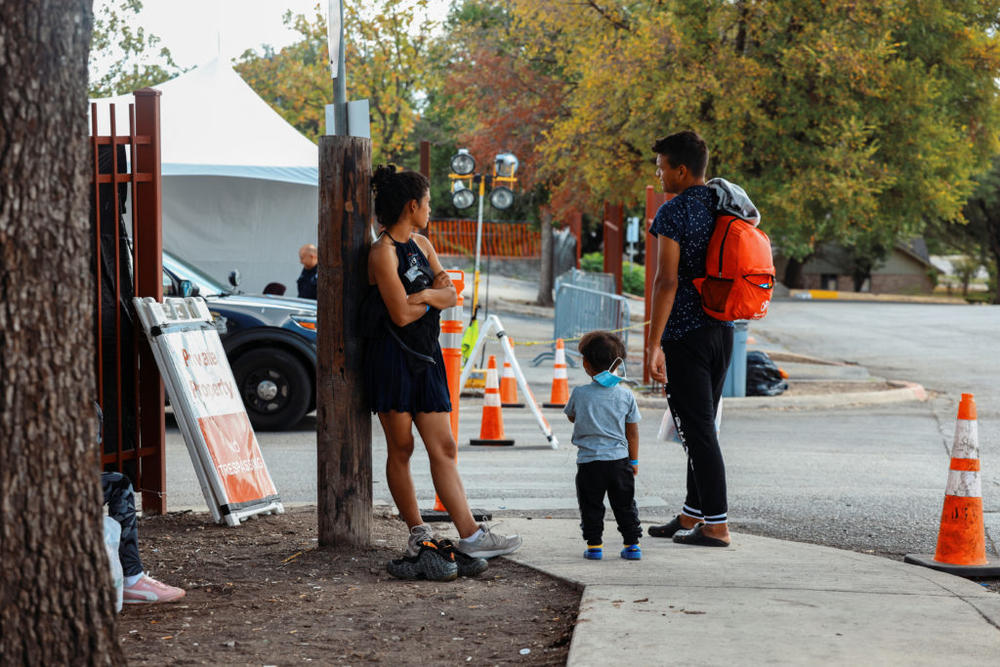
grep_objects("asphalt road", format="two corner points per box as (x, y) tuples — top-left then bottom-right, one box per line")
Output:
(709, 299), (1000, 556)
(164, 298), (1000, 559)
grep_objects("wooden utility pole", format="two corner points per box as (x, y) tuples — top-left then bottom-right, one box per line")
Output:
(317, 136), (373, 546)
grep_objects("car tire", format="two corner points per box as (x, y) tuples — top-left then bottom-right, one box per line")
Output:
(232, 348), (311, 431)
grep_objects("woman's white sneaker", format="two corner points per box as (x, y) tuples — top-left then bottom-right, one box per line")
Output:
(406, 523), (436, 557)
(457, 522), (522, 559)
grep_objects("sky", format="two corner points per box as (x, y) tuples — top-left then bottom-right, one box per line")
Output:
(109, 0), (452, 70)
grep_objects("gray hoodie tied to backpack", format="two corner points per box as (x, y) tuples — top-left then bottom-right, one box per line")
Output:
(707, 178), (761, 227)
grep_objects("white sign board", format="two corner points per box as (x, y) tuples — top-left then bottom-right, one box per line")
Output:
(134, 297), (283, 526)
(328, 0), (342, 78)
(626, 216), (640, 244)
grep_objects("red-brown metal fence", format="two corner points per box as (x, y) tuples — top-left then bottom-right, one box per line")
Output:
(90, 89), (166, 514)
(643, 185), (673, 384)
(429, 219), (541, 258)
(603, 202), (624, 294)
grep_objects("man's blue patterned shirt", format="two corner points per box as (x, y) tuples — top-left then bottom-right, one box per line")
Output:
(649, 185), (733, 342)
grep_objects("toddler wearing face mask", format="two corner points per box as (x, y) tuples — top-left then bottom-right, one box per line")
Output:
(563, 331), (642, 561)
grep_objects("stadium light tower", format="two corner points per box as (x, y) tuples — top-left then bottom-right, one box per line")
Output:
(447, 149), (519, 319)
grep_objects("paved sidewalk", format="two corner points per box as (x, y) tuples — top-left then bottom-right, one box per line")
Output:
(502, 517), (1000, 666)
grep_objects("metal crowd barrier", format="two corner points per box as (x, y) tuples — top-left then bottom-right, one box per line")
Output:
(554, 268), (616, 295)
(530, 283), (631, 366)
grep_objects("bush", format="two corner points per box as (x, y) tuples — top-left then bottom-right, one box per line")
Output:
(623, 262), (645, 296)
(580, 251), (603, 272)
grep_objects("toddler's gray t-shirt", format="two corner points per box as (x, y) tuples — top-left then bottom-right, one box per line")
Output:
(564, 382), (641, 464)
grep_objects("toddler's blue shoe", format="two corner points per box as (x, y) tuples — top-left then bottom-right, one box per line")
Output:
(584, 544), (603, 560)
(620, 544), (641, 560)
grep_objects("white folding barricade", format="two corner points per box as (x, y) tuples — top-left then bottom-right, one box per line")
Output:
(460, 314), (559, 449)
(134, 297), (284, 526)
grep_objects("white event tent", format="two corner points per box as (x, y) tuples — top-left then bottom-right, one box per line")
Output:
(90, 58), (319, 293)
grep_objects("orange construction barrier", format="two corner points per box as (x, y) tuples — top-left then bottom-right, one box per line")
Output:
(470, 355), (514, 446)
(441, 271), (465, 440)
(431, 270), (465, 514)
(905, 393), (1000, 576)
(500, 357), (525, 408)
(542, 338), (570, 408)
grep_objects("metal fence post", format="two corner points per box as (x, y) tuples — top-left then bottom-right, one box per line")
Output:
(133, 88), (166, 514)
(603, 202), (624, 294)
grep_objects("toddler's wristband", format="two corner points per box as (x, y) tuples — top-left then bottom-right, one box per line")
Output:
(424, 305), (430, 313)
(629, 459), (639, 466)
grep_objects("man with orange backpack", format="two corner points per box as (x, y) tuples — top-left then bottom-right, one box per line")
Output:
(645, 130), (764, 548)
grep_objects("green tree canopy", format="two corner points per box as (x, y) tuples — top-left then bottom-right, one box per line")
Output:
(89, 0), (181, 97)
(452, 0), (1000, 263)
(235, 0), (436, 163)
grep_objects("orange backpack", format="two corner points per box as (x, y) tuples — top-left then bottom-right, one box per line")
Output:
(693, 215), (775, 321)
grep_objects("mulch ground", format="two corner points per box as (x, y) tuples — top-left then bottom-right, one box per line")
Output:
(118, 507), (580, 665)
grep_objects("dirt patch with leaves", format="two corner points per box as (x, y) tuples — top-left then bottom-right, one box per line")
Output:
(118, 507), (579, 665)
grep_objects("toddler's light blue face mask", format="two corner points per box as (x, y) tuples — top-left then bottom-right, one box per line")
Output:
(593, 358), (625, 387)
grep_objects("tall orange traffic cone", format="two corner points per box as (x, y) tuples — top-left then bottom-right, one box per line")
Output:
(543, 339), (569, 408)
(500, 358), (525, 408)
(905, 393), (1000, 576)
(470, 355), (515, 446)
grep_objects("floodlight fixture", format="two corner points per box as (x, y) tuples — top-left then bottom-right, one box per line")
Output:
(450, 148), (476, 176)
(489, 186), (515, 211)
(452, 180), (476, 209)
(494, 152), (519, 179)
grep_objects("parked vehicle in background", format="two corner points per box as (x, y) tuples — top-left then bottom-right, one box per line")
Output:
(162, 252), (317, 430)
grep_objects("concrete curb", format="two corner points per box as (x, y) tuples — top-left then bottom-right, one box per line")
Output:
(636, 380), (928, 411)
(760, 350), (853, 366)
(788, 289), (966, 305)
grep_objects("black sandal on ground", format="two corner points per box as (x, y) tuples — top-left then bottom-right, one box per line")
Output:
(648, 515), (688, 538)
(671, 523), (730, 547)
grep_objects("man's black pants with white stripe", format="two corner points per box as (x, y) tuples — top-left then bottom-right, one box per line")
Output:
(663, 324), (733, 524)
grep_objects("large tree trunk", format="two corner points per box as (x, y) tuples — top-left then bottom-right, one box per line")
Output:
(989, 221), (1000, 305)
(536, 211), (554, 306)
(783, 256), (807, 289)
(0, 2), (124, 664)
(852, 267), (870, 292)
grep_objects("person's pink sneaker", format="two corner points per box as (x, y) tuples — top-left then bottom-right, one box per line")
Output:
(123, 575), (186, 604)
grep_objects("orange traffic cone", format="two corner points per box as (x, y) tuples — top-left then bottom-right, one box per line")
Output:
(500, 358), (525, 408)
(905, 393), (1000, 576)
(543, 339), (569, 408)
(470, 355), (515, 446)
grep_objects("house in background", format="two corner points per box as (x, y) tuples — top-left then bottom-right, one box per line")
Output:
(775, 239), (937, 294)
